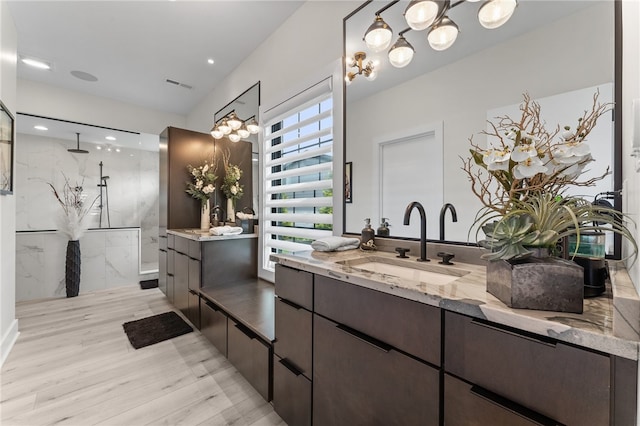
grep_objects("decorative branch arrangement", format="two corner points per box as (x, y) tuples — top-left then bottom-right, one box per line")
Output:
(221, 148), (243, 202)
(48, 175), (98, 240)
(186, 160), (218, 204)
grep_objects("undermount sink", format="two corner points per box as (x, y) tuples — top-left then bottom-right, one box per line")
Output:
(337, 256), (470, 286)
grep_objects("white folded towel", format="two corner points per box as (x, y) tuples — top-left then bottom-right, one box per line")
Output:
(209, 226), (244, 236)
(311, 236), (361, 252)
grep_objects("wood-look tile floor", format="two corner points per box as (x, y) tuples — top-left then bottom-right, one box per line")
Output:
(0, 285), (285, 426)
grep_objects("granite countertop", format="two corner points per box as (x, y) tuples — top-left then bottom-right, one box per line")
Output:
(168, 229), (258, 242)
(271, 250), (640, 360)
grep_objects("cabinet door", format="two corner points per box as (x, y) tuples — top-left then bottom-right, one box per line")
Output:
(444, 374), (557, 426)
(200, 299), (228, 356)
(158, 249), (167, 296)
(313, 314), (439, 426)
(274, 297), (312, 377)
(188, 258), (200, 291)
(187, 290), (200, 329)
(174, 252), (189, 315)
(273, 355), (311, 426)
(228, 319), (271, 401)
(445, 311), (610, 426)
(166, 274), (174, 304)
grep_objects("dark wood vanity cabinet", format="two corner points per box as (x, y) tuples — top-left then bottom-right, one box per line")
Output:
(444, 310), (616, 426)
(227, 319), (271, 401)
(313, 274), (441, 426)
(167, 235), (201, 328)
(272, 264), (313, 426)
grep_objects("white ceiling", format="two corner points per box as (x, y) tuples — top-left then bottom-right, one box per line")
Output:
(7, 0), (304, 117)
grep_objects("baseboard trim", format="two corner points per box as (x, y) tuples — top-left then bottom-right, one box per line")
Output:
(1, 319), (20, 367)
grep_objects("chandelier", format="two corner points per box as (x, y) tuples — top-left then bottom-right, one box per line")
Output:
(210, 111), (260, 142)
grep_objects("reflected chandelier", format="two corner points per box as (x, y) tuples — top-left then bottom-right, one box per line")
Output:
(210, 111), (260, 142)
(362, 0), (518, 69)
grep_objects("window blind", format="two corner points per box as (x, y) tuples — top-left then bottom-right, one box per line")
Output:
(262, 83), (333, 270)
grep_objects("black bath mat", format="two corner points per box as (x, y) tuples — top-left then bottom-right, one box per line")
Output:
(123, 311), (193, 349)
(139, 279), (158, 290)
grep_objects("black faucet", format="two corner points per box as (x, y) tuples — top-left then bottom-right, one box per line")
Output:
(439, 203), (458, 241)
(403, 201), (429, 262)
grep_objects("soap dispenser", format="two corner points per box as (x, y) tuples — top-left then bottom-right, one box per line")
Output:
(361, 218), (375, 244)
(377, 218), (390, 237)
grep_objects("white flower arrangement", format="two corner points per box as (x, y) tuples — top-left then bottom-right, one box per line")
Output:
(221, 150), (243, 202)
(186, 161), (217, 203)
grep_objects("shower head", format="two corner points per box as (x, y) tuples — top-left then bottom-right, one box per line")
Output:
(102, 176), (110, 180)
(68, 133), (89, 154)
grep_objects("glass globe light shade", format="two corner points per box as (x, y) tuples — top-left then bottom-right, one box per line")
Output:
(364, 69), (377, 81)
(218, 118), (231, 135)
(478, 0), (517, 29)
(227, 112), (242, 130)
(237, 125), (250, 139)
(404, 0), (448, 31)
(364, 15), (393, 52)
(427, 17), (459, 51)
(210, 125), (223, 139)
(388, 36), (415, 68)
(228, 132), (241, 143)
(246, 118), (260, 134)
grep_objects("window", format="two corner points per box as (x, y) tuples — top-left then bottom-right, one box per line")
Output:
(262, 79), (334, 272)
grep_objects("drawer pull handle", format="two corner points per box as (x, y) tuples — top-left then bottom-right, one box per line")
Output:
(336, 324), (393, 353)
(470, 319), (556, 348)
(469, 385), (562, 426)
(234, 323), (257, 340)
(278, 358), (303, 376)
(188, 289), (198, 296)
(279, 298), (303, 310)
(167, 273), (174, 277)
(204, 300), (221, 312)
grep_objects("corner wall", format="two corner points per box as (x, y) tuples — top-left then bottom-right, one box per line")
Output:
(0, 0), (19, 366)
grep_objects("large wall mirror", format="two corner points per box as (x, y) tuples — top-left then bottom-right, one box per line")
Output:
(343, 0), (620, 256)
(213, 82), (260, 218)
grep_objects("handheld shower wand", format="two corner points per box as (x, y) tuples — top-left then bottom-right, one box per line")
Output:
(97, 162), (111, 228)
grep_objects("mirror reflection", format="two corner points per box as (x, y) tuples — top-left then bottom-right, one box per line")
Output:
(344, 1), (615, 247)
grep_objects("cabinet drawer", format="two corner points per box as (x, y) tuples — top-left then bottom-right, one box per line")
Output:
(187, 290), (200, 329)
(274, 265), (313, 310)
(175, 235), (189, 255)
(167, 249), (175, 275)
(274, 297), (312, 377)
(273, 355), (311, 426)
(166, 274), (174, 304)
(313, 314), (439, 426)
(228, 319), (271, 401)
(188, 258), (200, 291)
(200, 299), (227, 356)
(444, 311), (610, 426)
(315, 275), (440, 365)
(159, 235), (168, 250)
(188, 239), (201, 260)
(444, 374), (556, 426)
(168, 234), (175, 249)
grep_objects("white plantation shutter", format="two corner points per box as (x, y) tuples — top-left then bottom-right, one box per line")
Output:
(262, 78), (333, 271)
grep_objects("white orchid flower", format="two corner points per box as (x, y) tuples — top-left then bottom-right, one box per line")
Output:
(231, 185), (238, 195)
(203, 164), (209, 173)
(196, 180), (203, 189)
(203, 184), (214, 194)
(513, 156), (548, 179)
(483, 149), (511, 172)
(553, 142), (591, 164)
(510, 143), (538, 162)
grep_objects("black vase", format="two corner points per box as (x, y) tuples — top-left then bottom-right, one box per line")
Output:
(65, 240), (81, 298)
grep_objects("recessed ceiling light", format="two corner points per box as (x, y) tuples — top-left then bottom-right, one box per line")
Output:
(105, 136), (116, 141)
(34, 125), (48, 131)
(21, 57), (51, 70)
(96, 146), (102, 150)
(107, 147), (112, 152)
(130, 154), (134, 157)
(115, 148), (121, 153)
(207, 58), (215, 65)
(70, 70), (98, 82)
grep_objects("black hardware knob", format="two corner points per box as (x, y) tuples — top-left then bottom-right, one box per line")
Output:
(395, 247), (410, 258)
(437, 252), (455, 265)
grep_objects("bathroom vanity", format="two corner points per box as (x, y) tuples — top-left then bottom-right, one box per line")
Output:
(271, 250), (639, 426)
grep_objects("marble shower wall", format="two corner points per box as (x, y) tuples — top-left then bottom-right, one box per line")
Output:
(15, 132), (159, 268)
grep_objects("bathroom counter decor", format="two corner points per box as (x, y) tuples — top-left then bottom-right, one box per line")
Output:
(167, 229), (257, 242)
(462, 92), (637, 313)
(271, 249), (640, 360)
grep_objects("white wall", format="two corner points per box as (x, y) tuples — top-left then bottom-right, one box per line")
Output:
(0, 0), (19, 366)
(18, 79), (186, 136)
(622, 0), (640, 292)
(345, 3), (614, 242)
